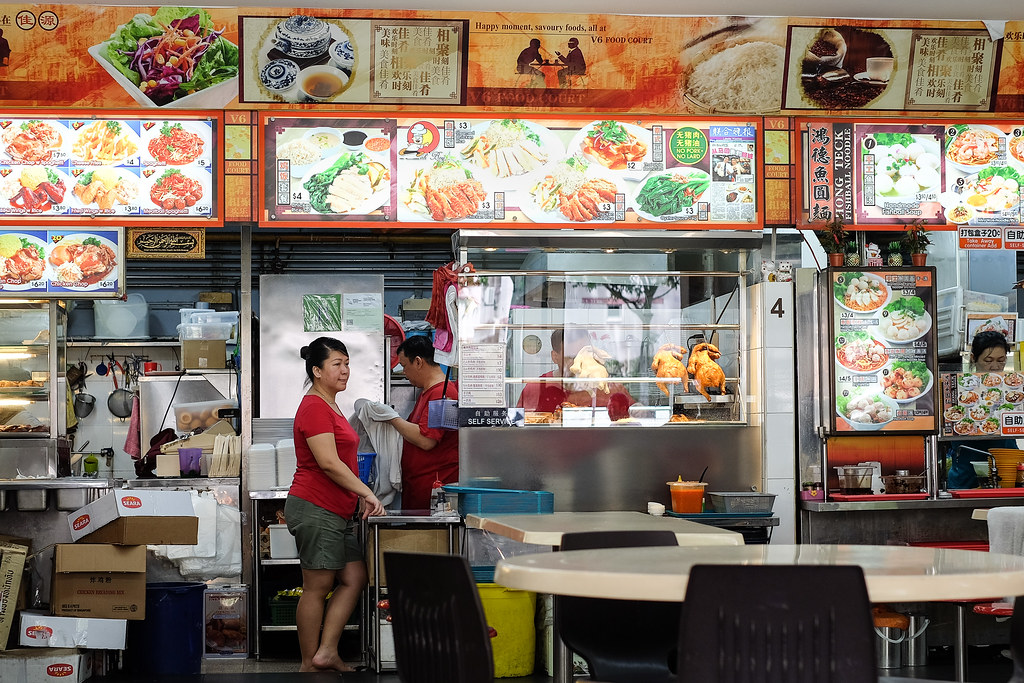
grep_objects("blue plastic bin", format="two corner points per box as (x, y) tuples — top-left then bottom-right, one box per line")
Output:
(357, 452), (377, 485)
(126, 582), (206, 675)
(443, 485), (554, 516)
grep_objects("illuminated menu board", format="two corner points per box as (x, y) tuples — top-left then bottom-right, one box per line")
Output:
(260, 114), (761, 228)
(828, 267), (938, 435)
(0, 228), (123, 298)
(0, 116), (216, 222)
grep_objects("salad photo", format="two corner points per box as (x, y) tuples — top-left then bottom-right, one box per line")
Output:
(92, 8), (238, 108)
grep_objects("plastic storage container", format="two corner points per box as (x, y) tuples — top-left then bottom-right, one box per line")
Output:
(357, 452), (376, 484)
(177, 322), (234, 341)
(269, 524), (298, 558)
(443, 486), (554, 516)
(95, 293), (149, 339)
(706, 492), (777, 514)
(182, 310), (239, 342)
(174, 399), (237, 431)
(477, 583), (536, 677)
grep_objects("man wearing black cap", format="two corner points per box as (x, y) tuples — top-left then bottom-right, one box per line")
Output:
(556, 37), (586, 88)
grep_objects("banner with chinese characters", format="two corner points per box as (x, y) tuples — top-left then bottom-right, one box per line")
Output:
(799, 118), (1024, 229)
(941, 371), (1024, 439)
(7, 6), (1024, 118)
(259, 113), (761, 228)
(0, 227), (123, 297)
(0, 111), (220, 227)
(828, 267), (938, 435)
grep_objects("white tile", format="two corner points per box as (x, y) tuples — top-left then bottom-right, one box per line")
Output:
(764, 347), (795, 414)
(763, 412), (797, 480)
(746, 347), (763, 414)
(762, 282), (795, 348)
(746, 283), (763, 351)
(766, 477), (797, 544)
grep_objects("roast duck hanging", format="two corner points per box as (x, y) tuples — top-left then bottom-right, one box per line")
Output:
(687, 343), (726, 401)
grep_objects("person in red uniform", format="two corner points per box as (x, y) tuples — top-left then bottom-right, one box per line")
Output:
(389, 335), (459, 509)
(517, 328), (570, 413)
(285, 337), (385, 673)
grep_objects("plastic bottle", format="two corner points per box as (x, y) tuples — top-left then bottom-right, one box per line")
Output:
(429, 474), (443, 512)
(1016, 462), (1024, 488)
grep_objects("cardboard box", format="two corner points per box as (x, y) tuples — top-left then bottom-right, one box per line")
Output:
(68, 490), (198, 545)
(19, 611), (127, 649)
(368, 529), (451, 586)
(204, 585), (247, 658)
(0, 536), (31, 612)
(52, 544), (145, 621)
(0, 541), (28, 651)
(182, 339), (226, 369)
(0, 647), (93, 683)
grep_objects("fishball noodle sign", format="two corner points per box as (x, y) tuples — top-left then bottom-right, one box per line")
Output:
(0, 116), (215, 222)
(260, 113), (760, 227)
(829, 268), (938, 434)
(0, 228), (122, 298)
(803, 121), (855, 224)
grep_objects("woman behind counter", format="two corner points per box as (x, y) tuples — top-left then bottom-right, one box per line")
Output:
(285, 337), (385, 672)
(946, 330), (1017, 489)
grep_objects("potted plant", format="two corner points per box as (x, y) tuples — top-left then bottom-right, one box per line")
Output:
(816, 216), (849, 267)
(844, 239), (861, 267)
(902, 219), (931, 266)
(886, 240), (904, 267)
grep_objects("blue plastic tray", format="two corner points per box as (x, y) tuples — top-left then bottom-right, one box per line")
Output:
(443, 485), (554, 515)
(665, 510), (773, 519)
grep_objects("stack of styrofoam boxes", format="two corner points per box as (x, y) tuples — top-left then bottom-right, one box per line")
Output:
(276, 439), (297, 490)
(749, 280), (796, 543)
(248, 443), (277, 492)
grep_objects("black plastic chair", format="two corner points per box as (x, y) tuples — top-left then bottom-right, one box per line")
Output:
(678, 564), (877, 683)
(384, 551), (494, 683)
(555, 530), (680, 683)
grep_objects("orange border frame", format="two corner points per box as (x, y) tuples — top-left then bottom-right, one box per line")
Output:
(0, 108), (224, 228)
(257, 111), (763, 230)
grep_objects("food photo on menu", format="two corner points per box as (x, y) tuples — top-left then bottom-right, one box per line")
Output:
(854, 124), (944, 224)
(939, 123), (1023, 227)
(251, 15), (357, 104)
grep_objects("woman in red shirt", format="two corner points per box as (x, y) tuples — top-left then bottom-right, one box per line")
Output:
(285, 337), (385, 672)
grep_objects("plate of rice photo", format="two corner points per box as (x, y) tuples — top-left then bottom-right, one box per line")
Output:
(683, 40), (785, 114)
(276, 137), (326, 178)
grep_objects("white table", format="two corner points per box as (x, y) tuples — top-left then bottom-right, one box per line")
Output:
(468, 511), (742, 683)
(465, 511), (745, 547)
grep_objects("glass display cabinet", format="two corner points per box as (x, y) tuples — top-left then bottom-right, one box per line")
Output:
(0, 301), (68, 478)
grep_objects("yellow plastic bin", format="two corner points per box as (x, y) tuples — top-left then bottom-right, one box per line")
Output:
(477, 583), (537, 677)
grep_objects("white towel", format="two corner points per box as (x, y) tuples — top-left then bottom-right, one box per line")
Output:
(988, 507), (1024, 557)
(353, 399), (404, 507)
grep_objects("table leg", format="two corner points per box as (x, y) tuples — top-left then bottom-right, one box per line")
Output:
(551, 598), (573, 683)
(954, 603), (967, 682)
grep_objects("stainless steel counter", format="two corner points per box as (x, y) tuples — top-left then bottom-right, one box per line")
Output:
(802, 496), (1024, 512)
(0, 477), (121, 489)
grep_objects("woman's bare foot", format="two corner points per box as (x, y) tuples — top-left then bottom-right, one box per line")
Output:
(311, 651), (355, 672)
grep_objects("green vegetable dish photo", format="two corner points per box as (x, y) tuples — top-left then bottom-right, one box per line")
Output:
(633, 170), (711, 220)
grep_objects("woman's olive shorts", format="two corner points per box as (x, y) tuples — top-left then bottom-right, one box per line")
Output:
(284, 495), (362, 571)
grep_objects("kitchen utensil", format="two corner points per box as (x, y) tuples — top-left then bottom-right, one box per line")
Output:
(96, 358), (108, 376)
(880, 473), (926, 495)
(107, 360), (134, 419)
(73, 390), (96, 418)
(835, 465), (874, 493)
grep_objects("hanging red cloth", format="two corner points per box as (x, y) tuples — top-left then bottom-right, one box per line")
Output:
(426, 262), (474, 330)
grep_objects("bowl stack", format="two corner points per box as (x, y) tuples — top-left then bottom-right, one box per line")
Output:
(988, 448), (1024, 487)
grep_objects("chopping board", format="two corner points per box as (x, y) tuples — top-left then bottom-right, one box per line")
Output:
(951, 488), (1024, 498)
(830, 493), (928, 501)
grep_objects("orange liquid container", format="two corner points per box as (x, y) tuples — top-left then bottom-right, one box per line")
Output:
(668, 481), (707, 513)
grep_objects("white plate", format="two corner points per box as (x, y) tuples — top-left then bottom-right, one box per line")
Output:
(0, 167), (73, 216)
(945, 124), (1008, 174)
(867, 134), (942, 200)
(298, 151), (389, 216)
(944, 202), (975, 224)
(517, 160), (622, 224)
(834, 336), (889, 376)
(953, 168), (1021, 215)
(64, 167), (142, 216)
(873, 307), (932, 344)
(459, 119), (563, 183)
(630, 169), (711, 223)
(836, 392), (898, 431)
(879, 364), (933, 404)
(397, 158), (494, 223)
(833, 272), (892, 314)
(87, 42), (238, 109)
(0, 232), (47, 290)
(140, 119), (214, 168)
(569, 121), (653, 177)
(138, 167), (213, 216)
(302, 127), (346, 159)
(68, 120), (141, 166)
(853, 72), (889, 86)
(0, 120), (70, 165)
(45, 232), (119, 291)
(1009, 133), (1024, 170)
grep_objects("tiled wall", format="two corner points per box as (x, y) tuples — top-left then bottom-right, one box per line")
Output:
(66, 345), (184, 480)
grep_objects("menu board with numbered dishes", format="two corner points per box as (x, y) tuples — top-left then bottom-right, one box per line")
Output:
(260, 114), (761, 227)
(940, 371), (1024, 438)
(0, 228), (123, 298)
(829, 267), (939, 435)
(0, 115), (215, 222)
(853, 123), (945, 226)
(939, 122), (1024, 227)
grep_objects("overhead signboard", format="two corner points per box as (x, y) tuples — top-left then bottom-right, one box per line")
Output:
(0, 227), (124, 298)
